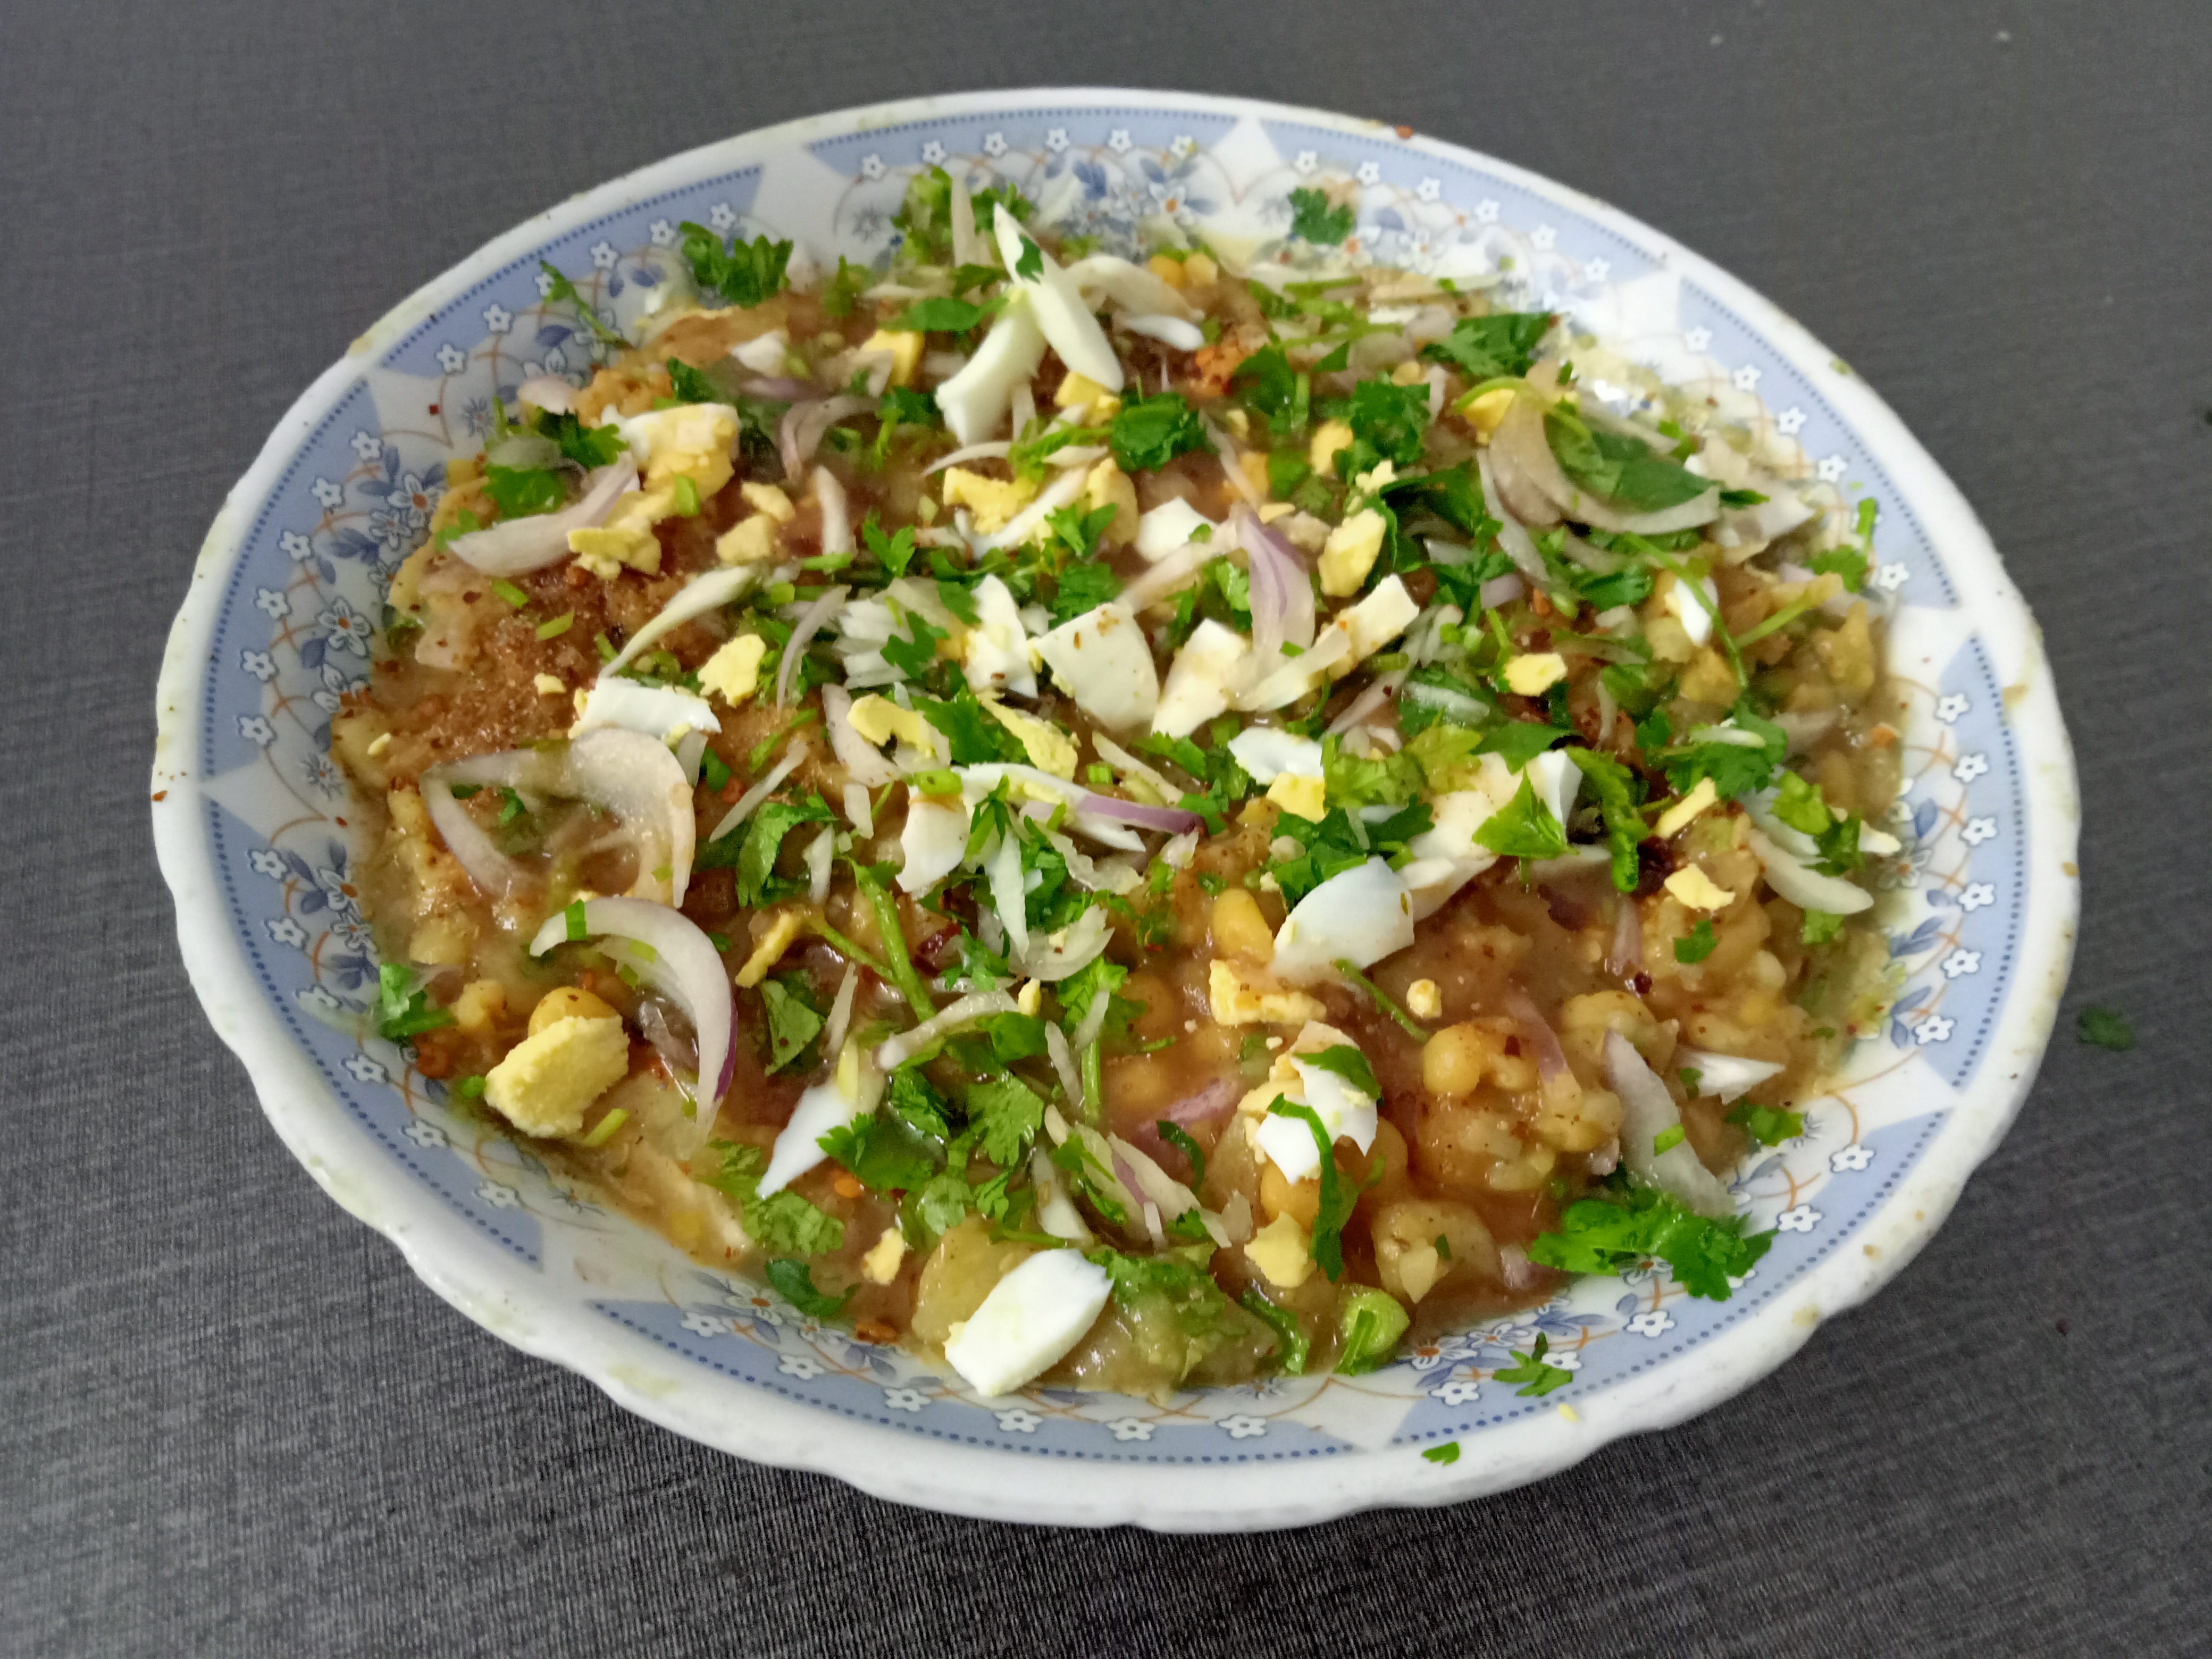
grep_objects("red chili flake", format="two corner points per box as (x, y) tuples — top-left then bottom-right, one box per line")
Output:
(1395, 124), (1414, 139)
(150, 790), (167, 802)
(427, 404), (440, 415)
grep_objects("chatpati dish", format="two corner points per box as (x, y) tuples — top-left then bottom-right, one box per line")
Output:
(153, 89), (2077, 1529)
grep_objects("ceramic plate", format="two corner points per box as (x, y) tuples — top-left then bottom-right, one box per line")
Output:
(152, 88), (2079, 1531)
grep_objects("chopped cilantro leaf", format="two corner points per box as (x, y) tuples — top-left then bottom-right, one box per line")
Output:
(703, 1141), (843, 1255)
(480, 464), (566, 520)
(534, 261), (627, 350)
(1287, 187), (1355, 245)
(1109, 392), (1208, 473)
(1266, 1097), (1354, 1280)
(758, 974), (824, 1075)
(1544, 405), (1713, 514)
(911, 686), (1025, 765)
(881, 603), (948, 681)
(1421, 311), (1552, 381)
(1477, 721), (1570, 769)
(529, 408), (627, 470)
(1494, 1333), (1574, 1396)
(375, 963), (454, 1043)
(1568, 747), (1648, 893)
(1472, 774), (1569, 860)
(1674, 919), (1717, 964)
(861, 515), (920, 577)
(733, 795), (836, 907)
(2076, 1006), (2135, 1051)
(819, 1108), (941, 1193)
(1334, 378), (1430, 480)
(1156, 1122), (1206, 1189)
(677, 222), (792, 307)
(1727, 1100), (1804, 1146)
(1421, 1440), (1461, 1465)
(963, 1076), (1045, 1166)
(1049, 558), (1122, 627)
(766, 1258), (852, 1319)
(1301, 1044), (1380, 1099)
(1800, 909), (1845, 946)
(1230, 342), (1311, 439)
(1527, 1179), (1772, 1300)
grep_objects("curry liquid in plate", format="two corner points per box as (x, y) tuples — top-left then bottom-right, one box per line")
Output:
(335, 185), (1898, 1397)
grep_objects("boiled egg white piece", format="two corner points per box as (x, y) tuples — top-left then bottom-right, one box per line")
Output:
(943, 1249), (1113, 1397)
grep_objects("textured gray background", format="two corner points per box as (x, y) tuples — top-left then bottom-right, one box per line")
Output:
(3, 2), (2207, 1654)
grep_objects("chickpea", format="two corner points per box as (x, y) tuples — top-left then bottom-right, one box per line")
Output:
(1532, 1079), (1624, 1153)
(1209, 888), (1275, 966)
(1413, 1101), (1524, 1196)
(529, 985), (619, 1035)
(1556, 990), (1667, 1078)
(1422, 1022), (1506, 1097)
(1371, 1198), (1501, 1302)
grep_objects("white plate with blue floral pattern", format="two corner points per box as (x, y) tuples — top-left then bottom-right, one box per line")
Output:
(152, 88), (2079, 1531)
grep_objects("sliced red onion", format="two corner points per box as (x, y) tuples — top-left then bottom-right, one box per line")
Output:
(424, 728), (694, 907)
(1607, 1030), (1733, 1219)
(447, 455), (640, 575)
(728, 330), (791, 374)
(420, 767), (532, 903)
(514, 375), (576, 415)
(1062, 254), (1197, 322)
(1478, 571), (1525, 611)
(527, 896), (734, 1152)
(485, 429), (563, 472)
(636, 999), (699, 1083)
(775, 583), (849, 707)
(741, 375), (815, 402)
(1071, 982), (1115, 1053)
(1118, 539), (1212, 613)
(562, 730), (697, 907)
(1745, 824), (1874, 916)
(821, 962), (860, 1061)
(601, 566), (757, 682)
(1205, 420), (1266, 509)
(924, 441), (1014, 475)
(1077, 793), (1204, 835)
(976, 466), (1087, 552)
(987, 826), (1030, 966)
(1608, 896), (1645, 976)
(1326, 671), (1406, 736)
(1498, 1242), (1541, 1292)
(950, 176), (985, 269)
(1498, 985), (1571, 1083)
(1236, 506), (1316, 657)
(875, 991), (1015, 1072)
(815, 468), (852, 557)
(708, 743), (808, 842)
(1401, 677), (1489, 725)
(1496, 391), (1720, 534)
(1164, 1076), (1241, 1128)
(778, 395), (873, 479)
(1475, 450), (1554, 582)
(1021, 905), (1112, 982)
(819, 684), (898, 788)
(1119, 312), (1205, 351)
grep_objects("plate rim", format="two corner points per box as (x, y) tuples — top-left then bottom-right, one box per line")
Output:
(151, 85), (2081, 1531)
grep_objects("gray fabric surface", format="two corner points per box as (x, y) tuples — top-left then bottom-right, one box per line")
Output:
(3, 1), (2206, 1652)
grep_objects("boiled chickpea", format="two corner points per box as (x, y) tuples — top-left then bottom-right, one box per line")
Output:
(1422, 1022), (1505, 1097)
(529, 985), (619, 1035)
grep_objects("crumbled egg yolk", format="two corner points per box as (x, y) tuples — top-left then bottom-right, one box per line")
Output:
(1245, 1213), (1315, 1289)
(1458, 387), (1516, 440)
(1319, 507), (1388, 597)
(483, 1014), (630, 1138)
(1265, 773), (1327, 821)
(861, 329), (924, 388)
(982, 699), (1077, 778)
(1406, 978), (1443, 1021)
(1664, 866), (1737, 911)
(735, 909), (808, 988)
(1654, 777), (1719, 839)
(698, 634), (767, 705)
(1208, 959), (1326, 1026)
(1308, 419), (1354, 475)
(714, 514), (779, 565)
(940, 467), (1039, 534)
(848, 693), (934, 750)
(1504, 652), (1570, 696)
